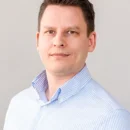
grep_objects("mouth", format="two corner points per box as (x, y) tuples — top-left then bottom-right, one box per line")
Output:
(49, 53), (70, 57)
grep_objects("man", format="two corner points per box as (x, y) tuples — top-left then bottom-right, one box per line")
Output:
(4, 0), (130, 130)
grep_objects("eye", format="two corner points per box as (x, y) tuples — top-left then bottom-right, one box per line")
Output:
(67, 30), (78, 35)
(45, 30), (55, 35)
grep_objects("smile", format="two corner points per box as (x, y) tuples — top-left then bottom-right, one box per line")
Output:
(50, 53), (70, 57)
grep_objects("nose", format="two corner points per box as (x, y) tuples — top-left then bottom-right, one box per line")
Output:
(52, 32), (66, 47)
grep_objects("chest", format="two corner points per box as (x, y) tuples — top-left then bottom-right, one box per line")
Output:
(33, 107), (105, 130)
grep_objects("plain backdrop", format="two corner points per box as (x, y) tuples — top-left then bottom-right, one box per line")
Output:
(0, 0), (130, 129)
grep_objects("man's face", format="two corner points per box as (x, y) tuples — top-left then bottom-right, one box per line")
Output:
(36, 5), (96, 76)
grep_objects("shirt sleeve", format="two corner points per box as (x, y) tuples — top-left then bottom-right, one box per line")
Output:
(100, 109), (130, 130)
(3, 97), (18, 130)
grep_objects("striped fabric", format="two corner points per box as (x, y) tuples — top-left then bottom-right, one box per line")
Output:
(4, 65), (130, 130)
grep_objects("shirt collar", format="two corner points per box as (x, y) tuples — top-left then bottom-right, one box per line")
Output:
(32, 65), (92, 104)
(58, 65), (92, 103)
(32, 70), (48, 93)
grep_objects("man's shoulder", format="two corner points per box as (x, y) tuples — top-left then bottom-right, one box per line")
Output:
(4, 87), (40, 130)
(101, 108), (130, 129)
(82, 79), (124, 110)
(10, 86), (38, 106)
(80, 79), (130, 128)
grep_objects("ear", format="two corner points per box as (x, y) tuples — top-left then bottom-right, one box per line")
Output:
(88, 31), (96, 52)
(36, 32), (40, 51)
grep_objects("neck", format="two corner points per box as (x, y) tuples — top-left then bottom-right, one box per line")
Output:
(45, 64), (86, 100)
(45, 71), (76, 101)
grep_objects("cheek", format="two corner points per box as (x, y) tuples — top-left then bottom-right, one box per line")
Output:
(70, 40), (88, 55)
(38, 37), (52, 52)
(75, 45), (89, 61)
(38, 40), (51, 61)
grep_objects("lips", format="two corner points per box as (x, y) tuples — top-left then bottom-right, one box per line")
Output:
(49, 53), (70, 57)
(50, 53), (69, 56)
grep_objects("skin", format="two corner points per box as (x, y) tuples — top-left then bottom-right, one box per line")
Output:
(36, 5), (96, 100)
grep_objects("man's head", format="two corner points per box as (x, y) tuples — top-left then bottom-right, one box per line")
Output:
(38, 0), (95, 36)
(36, 0), (96, 76)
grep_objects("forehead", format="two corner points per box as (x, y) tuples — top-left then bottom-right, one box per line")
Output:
(40, 5), (87, 30)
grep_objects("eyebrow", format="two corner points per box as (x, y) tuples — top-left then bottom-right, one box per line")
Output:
(43, 26), (54, 29)
(66, 26), (80, 31)
(42, 26), (81, 31)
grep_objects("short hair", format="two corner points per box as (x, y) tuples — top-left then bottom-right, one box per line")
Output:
(38, 0), (95, 35)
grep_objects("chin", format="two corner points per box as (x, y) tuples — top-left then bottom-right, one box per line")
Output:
(49, 65), (72, 75)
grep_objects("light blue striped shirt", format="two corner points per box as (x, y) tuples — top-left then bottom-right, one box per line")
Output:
(4, 65), (130, 130)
